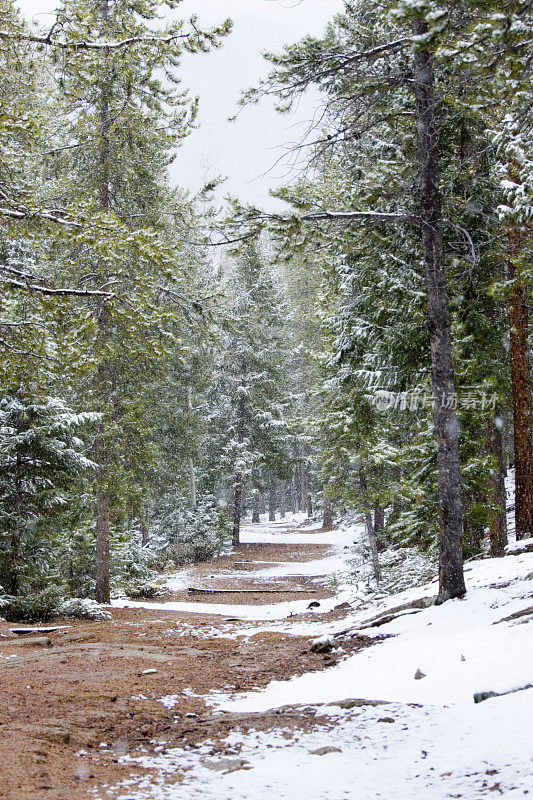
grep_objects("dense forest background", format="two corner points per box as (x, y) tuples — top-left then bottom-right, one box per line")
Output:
(0, 0), (531, 619)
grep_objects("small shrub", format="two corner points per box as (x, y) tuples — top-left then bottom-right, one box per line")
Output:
(0, 586), (63, 622)
(122, 581), (166, 600)
(58, 597), (112, 621)
(149, 497), (231, 569)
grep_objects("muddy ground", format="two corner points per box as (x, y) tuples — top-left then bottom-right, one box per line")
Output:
(0, 536), (370, 800)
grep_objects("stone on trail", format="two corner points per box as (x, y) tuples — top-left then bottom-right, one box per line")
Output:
(310, 746), (343, 756)
(310, 635), (335, 653)
(204, 758), (252, 773)
(414, 668), (426, 680)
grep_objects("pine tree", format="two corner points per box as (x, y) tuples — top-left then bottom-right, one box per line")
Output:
(0, 391), (95, 595)
(236, 0), (528, 599)
(41, 0), (230, 601)
(208, 243), (293, 544)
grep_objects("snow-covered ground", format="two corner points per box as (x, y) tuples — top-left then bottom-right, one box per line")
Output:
(116, 693), (532, 800)
(111, 523), (357, 620)
(105, 519), (533, 800)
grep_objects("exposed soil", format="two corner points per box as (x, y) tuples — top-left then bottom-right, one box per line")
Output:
(0, 528), (369, 800)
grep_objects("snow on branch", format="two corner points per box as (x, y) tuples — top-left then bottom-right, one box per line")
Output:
(1, 277), (113, 298)
(0, 18), (229, 52)
(299, 210), (419, 225)
(0, 204), (81, 228)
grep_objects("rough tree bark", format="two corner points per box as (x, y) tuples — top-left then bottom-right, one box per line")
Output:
(359, 470), (381, 582)
(487, 414), (508, 557)
(306, 480), (313, 518)
(232, 476), (243, 547)
(268, 482), (276, 522)
(301, 444), (312, 518)
(251, 468), (261, 522)
(252, 492), (260, 523)
(232, 371), (247, 547)
(413, 18), (466, 603)
(95, 489), (111, 603)
(374, 505), (385, 535)
(289, 476), (297, 514)
(187, 385), (197, 511)
(9, 454), (22, 595)
(322, 493), (333, 529)
(300, 462), (308, 513)
(508, 242), (533, 540)
(280, 481), (287, 519)
(94, 0), (112, 605)
(94, 356), (112, 604)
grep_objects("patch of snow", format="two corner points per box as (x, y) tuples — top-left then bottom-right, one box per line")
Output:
(111, 591), (352, 621)
(112, 692), (533, 799)
(239, 524), (358, 546)
(100, 519), (533, 800)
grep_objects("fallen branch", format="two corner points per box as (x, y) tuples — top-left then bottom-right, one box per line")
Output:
(9, 626), (70, 635)
(494, 605), (533, 625)
(333, 596), (435, 637)
(474, 684), (533, 704)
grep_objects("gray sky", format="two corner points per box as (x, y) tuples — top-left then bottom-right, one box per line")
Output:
(17, 0), (343, 208)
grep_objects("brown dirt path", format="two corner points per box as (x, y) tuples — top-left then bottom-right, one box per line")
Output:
(0, 525), (363, 800)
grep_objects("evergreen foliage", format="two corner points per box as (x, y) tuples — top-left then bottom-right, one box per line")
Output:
(0, 0), (531, 615)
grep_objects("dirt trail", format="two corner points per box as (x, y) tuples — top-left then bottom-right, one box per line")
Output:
(0, 523), (363, 800)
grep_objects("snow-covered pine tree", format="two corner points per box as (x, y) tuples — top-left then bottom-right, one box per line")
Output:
(40, 0), (231, 601)
(0, 391), (96, 595)
(208, 243), (293, 544)
(236, 0), (528, 599)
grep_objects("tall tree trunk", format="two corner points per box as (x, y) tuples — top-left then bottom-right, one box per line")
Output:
(187, 386), (197, 511)
(95, 489), (111, 603)
(374, 504), (385, 550)
(9, 529), (20, 596)
(9, 457), (22, 595)
(141, 509), (150, 548)
(508, 243), (533, 540)
(306, 479), (313, 518)
(252, 493), (260, 523)
(294, 473), (302, 511)
(94, 360), (111, 604)
(268, 482), (276, 522)
(280, 481), (287, 519)
(301, 443), (312, 518)
(94, 0), (112, 606)
(232, 476), (243, 547)
(413, 19), (465, 603)
(232, 373), (247, 547)
(487, 415), (508, 557)
(300, 466), (307, 512)
(289, 477), (297, 514)
(251, 468), (261, 522)
(141, 521), (149, 548)
(322, 493), (333, 530)
(360, 470), (381, 582)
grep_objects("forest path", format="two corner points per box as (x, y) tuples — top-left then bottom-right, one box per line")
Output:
(0, 520), (363, 800)
(113, 519), (357, 618)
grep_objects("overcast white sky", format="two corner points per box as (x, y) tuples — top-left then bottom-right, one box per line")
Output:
(17, 0), (344, 208)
